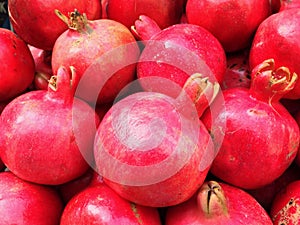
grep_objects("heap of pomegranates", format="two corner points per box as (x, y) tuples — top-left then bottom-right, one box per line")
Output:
(0, 0), (300, 223)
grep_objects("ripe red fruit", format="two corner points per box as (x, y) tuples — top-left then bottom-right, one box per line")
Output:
(270, 180), (300, 224)
(0, 66), (100, 185)
(8, 0), (101, 50)
(94, 74), (218, 207)
(202, 59), (300, 189)
(165, 181), (273, 224)
(103, 0), (185, 29)
(132, 15), (226, 91)
(249, 8), (300, 99)
(0, 28), (35, 101)
(60, 183), (162, 225)
(52, 10), (140, 105)
(185, 0), (271, 52)
(0, 171), (63, 225)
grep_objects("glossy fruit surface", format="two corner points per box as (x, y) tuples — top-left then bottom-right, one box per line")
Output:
(0, 171), (63, 225)
(0, 28), (35, 101)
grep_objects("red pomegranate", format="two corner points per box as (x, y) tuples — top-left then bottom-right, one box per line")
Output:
(51, 10), (140, 105)
(185, 0), (271, 52)
(132, 15), (226, 92)
(165, 181), (273, 224)
(8, 0), (101, 50)
(60, 183), (162, 225)
(202, 59), (300, 190)
(221, 49), (251, 90)
(270, 180), (300, 224)
(249, 8), (300, 99)
(0, 28), (35, 101)
(0, 171), (63, 225)
(103, 0), (185, 29)
(0, 66), (100, 185)
(94, 74), (218, 207)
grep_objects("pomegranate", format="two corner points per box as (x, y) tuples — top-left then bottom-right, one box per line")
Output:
(8, 0), (101, 50)
(247, 163), (300, 211)
(280, 0), (300, 11)
(0, 171), (63, 224)
(270, 180), (300, 224)
(51, 9), (140, 105)
(185, 0), (271, 52)
(249, 8), (300, 99)
(103, 0), (185, 29)
(60, 183), (162, 225)
(94, 74), (219, 207)
(131, 15), (226, 92)
(0, 28), (35, 101)
(221, 49), (251, 90)
(0, 66), (100, 185)
(165, 181), (273, 224)
(202, 59), (300, 189)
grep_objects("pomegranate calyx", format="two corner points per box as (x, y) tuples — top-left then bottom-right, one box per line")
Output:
(131, 15), (162, 42)
(197, 181), (229, 218)
(55, 9), (91, 33)
(181, 73), (220, 117)
(250, 59), (298, 102)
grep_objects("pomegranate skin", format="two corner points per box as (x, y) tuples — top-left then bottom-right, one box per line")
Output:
(52, 16), (140, 104)
(249, 9), (300, 99)
(186, 0), (271, 52)
(0, 67), (100, 185)
(0, 171), (63, 225)
(105, 0), (185, 29)
(270, 180), (300, 224)
(165, 181), (273, 225)
(135, 21), (226, 90)
(202, 59), (300, 189)
(0, 28), (35, 101)
(8, 0), (101, 50)
(94, 90), (215, 207)
(60, 183), (162, 225)
(293, 111), (300, 166)
(280, 0), (300, 11)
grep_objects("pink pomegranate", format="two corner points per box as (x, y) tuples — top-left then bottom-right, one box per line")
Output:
(103, 0), (185, 29)
(249, 8), (300, 99)
(132, 15), (226, 92)
(0, 28), (35, 101)
(60, 183), (162, 225)
(221, 49), (251, 90)
(94, 74), (219, 207)
(8, 0), (101, 50)
(0, 66), (100, 185)
(270, 180), (300, 224)
(185, 0), (271, 52)
(0, 171), (63, 224)
(165, 181), (272, 224)
(51, 10), (140, 105)
(202, 59), (300, 189)
(28, 45), (53, 90)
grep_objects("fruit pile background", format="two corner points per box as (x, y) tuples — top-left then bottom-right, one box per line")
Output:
(1, 0), (300, 224)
